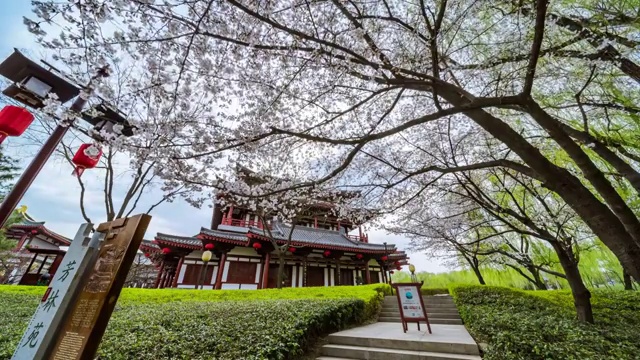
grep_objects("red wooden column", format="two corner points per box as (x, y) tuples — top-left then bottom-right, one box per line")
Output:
(365, 261), (371, 284)
(261, 252), (271, 289)
(154, 261), (165, 288)
(48, 254), (64, 276)
(214, 252), (227, 290)
(314, 217), (318, 228)
(14, 234), (28, 251)
(302, 256), (307, 287)
(172, 256), (184, 288)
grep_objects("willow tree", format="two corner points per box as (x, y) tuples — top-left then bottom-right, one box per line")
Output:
(25, 0), (640, 280)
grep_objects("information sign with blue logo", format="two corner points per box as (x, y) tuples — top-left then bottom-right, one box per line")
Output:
(391, 282), (432, 334)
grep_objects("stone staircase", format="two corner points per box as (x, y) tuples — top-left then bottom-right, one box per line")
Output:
(379, 295), (463, 325)
(316, 294), (480, 360)
(317, 322), (480, 360)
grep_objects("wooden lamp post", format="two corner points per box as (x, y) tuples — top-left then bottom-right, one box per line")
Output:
(0, 49), (133, 229)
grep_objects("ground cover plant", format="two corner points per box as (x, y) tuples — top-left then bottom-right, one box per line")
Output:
(451, 285), (640, 360)
(0, 284), (388, 359)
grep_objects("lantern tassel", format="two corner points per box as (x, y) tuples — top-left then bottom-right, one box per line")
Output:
(72, 166), (85, 177)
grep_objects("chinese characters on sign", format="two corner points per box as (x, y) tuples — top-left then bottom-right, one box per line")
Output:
(58, 260), (76, 282)
(12, 224), (101, 360)
(22, 322), (43, 348)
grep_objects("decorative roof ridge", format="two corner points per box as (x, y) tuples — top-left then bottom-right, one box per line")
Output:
(200, 227), (249, 235)
(156, 232), (199, 240)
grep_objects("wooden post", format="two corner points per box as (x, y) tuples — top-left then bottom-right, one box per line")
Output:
(36, 256), (49, 274)
(154, 261), (165, 288)
(314, 217), (318, 228)
(14, 233), (28, 251)
(48, 254), (64, 276)
(261, 252), (271, 289)
(172, 256), (184, 288)
(302, 256), (307, 287)
(365, 261), (371, 284)
(23, 253), (37, 276)
(336, 259), (341, 286)
(215, 252), (227, 290)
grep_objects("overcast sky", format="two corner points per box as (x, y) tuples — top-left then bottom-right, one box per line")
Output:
(0, 0), (449, 273)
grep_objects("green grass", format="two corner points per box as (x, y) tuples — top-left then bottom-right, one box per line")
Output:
(0, 284), (388, 359)
(451, 285), (640, 360)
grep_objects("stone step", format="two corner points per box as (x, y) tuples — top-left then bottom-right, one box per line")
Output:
(383, 303), (458, 309)
(323, 322), (480, 358)
(378, 317), (464, 325)
(384, 296), (453, 304)
(380, 306), (458, 315)
(316, 357), (356, 360)
(321, 344), (482, 360)
(380, 311), (461, 319)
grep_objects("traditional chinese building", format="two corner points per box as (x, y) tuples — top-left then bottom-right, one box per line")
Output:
(141, 201), (409, 290)
(3, 214), (70, 285)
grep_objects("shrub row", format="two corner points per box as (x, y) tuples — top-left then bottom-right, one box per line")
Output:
(451, 285), (640, 360)
(420, 287), (449, 295)
(0, 284), (389, 359)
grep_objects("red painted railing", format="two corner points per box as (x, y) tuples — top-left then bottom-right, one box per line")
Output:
(347, 234), (369, 243)
(221, 217), (266, 229)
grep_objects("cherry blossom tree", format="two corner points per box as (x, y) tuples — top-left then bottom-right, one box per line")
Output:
(23, 0), (640, 282)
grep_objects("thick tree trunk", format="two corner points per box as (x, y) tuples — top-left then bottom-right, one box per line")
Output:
(551, 243), (594, 323)
(277, 251), (285, 289)
(435, 86), (640, 280)
(525, 100), (640, 249)
(623, 269), (634, 290)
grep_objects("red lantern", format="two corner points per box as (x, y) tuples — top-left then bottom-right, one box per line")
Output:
(162, 248), (171, 254)
(205, 243), (214, 250)
(356, 253), (363, 260)
(144, 252), (150, 257)
(253, 242), (262, 250)
(395, 261), (400, 266)
(381, 255), (388, 261)
(390, 271), (395, 275)
(397, 266), (402, 271)
(324, 250), (331, 257)
(30, 229), (38, 235)
(71, 144), (103, 177)
(0, 106), (34, 144)
(288, 247), (296, 253)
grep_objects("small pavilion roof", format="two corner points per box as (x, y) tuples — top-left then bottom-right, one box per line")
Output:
(6, 214), (71, 246)
(154, 233), (202, 250)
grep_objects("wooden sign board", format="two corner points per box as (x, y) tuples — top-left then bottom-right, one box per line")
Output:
(12, 224), (101, 360)
(392, 282), (432, 334)
(47, 214), (151, 360)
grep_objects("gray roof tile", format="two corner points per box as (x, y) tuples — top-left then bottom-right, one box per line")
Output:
(249, 223), (395, 252)
(200, 228), (248, 242)
(155, 233), (201, 247)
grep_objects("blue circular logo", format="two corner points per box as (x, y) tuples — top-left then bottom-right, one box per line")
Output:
(405, 291), (413, 299)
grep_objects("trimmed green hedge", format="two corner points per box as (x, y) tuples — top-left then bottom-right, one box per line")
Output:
(420, 287), (449, 295)
(0, 284), (388, 359)
(451, 285), (640, 360)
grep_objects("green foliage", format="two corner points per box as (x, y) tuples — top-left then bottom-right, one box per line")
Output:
(420, 287), (449, 295)
(0, 284), (388, 359)
(451, 285), (640, 360)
